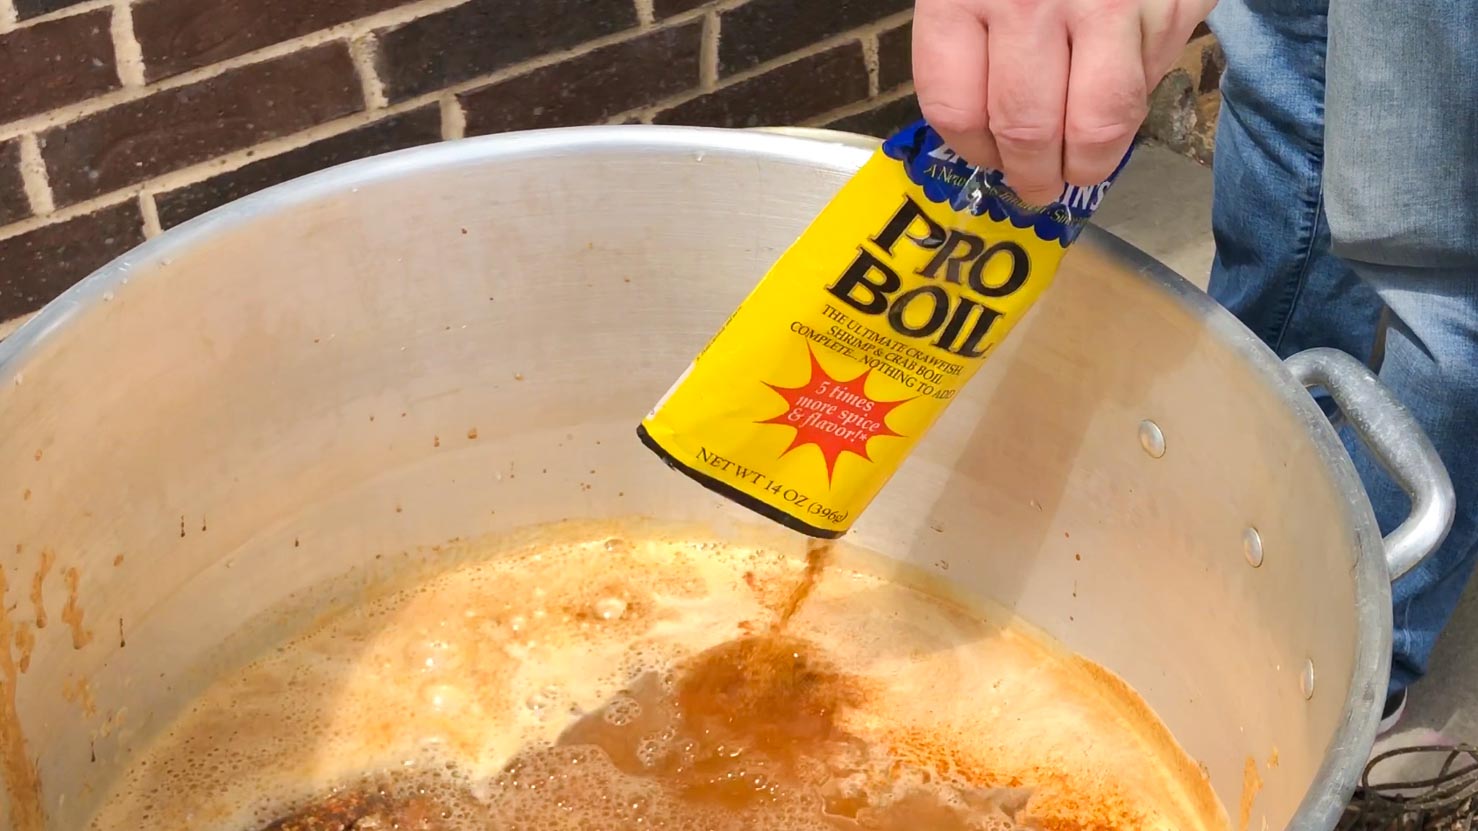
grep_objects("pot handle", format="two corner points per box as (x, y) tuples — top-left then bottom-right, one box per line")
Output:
(1285, 348), (1456, 580)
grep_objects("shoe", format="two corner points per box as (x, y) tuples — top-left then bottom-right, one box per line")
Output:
(1378, 690), (1408, 735)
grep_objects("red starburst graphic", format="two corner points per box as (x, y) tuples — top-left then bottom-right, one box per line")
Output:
(758, 349), (912, 481)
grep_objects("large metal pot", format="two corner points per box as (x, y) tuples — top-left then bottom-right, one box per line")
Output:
(0, 127), (1455, 830)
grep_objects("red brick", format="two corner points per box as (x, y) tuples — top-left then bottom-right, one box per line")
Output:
(824, 94), (920, 139)
(653, 0), (711, 17)
(40, 44), (363, 207)
(133, 0), (409, 83)
(656, 43), (869, 128)
(0, 9), (119, 124)
(376, 0), (638, 102)
(877, 21), (911, 91)
(460, 24), (702, 136)
(0, 201), (145, 321)
(155, 106), (442, 229)
(13, 0), (90, 20)
(717, 0), (909, 75)
(0, 140), (30, 226)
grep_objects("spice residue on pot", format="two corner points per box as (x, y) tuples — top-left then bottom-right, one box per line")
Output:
(29, 548), (52, 630)
(1239, 755), (1263, 831)
(62, 565), (94, 650)
(0, 564), (45, 831)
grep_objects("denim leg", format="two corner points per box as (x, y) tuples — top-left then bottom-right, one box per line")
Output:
(1324, 0), (1478, 695)
(1205, 0), (1382, 363)
(1349, 273), (1478, 695)
(1324, 0), (1478, 271)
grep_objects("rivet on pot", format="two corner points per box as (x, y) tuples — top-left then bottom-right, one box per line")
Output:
(1300, 659), (1316, 700)
(1243, 527), (1264, 568)
(1138, 420), (1166, 459)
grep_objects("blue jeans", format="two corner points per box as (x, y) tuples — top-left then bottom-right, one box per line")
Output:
(1208, 0), (1478, 696)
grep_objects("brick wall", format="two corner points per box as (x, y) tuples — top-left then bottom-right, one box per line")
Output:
(0, 0), (919, 334)
(0, 0), (1219, 337)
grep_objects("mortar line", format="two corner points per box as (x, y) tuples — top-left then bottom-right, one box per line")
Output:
(605, 104), (646, 124)
(110, 0), (146, 88)
(860, 33), (881, 98)
(0, 313), (35, 342)
(699, 12), (719, 90)
(1, 0), (107, 32)
(640, 16), (911, 120)
(800, 82), (915, 130)
(633, 0), (654, 27)
(1, 80), (494, 242)
(348, 33), (389, 109)
(0, 10), (919, 242)
(137, 191), (162, 237)
(0, 98), (428, 242)
(694, 15), (908, 91)
(16, 135), (53, 216)
(0, 0), (727, 143)
(0, 0), (17, 33)
(439, 94), (466, 140)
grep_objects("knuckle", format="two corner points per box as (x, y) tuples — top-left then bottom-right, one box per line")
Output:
(1068, 0), (1134, 23)
(988, 89), (1063, 152)
(1064, 117), (1140, 149)
(990, 120), (1062, 152)
(920, 99), (991, 137)
(995, 0), (1039, 17)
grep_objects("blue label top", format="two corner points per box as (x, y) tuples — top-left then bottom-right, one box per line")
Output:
(881, 119), (1132, 247)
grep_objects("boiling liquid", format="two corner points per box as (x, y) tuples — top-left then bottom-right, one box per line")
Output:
(88, 525), (1227, 831)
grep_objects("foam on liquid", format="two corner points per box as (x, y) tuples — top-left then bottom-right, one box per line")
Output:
(88, 525), (1228, 831)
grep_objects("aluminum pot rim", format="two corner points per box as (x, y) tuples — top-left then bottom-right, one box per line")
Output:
(0, 125), (1389, 830)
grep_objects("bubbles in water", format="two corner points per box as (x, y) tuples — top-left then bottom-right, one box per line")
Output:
(405, 638), (462, 673)
(524, 685), (561, 717)
(593, 597), (627, 621)
(420, 683), (467, 714)
(636, 737), (665, 769)
(602, 694), (641, 727)
(81, 528), (1213, 831)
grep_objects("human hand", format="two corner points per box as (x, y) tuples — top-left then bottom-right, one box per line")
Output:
(913, 0), (1215, 204)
